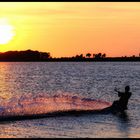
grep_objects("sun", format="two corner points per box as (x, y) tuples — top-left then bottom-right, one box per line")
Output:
(0, 18), (15, 45)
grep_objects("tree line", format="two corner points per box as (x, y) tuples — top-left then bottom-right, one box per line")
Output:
(0, 50), (51, 61)
(0, 50), (140, 61)
(74, 53), (106, 59)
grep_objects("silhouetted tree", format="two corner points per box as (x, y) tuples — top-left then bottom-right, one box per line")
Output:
(98, 53), (102, 58)
(93, 54), (96, 58)
(132, 55), (135, 58)
(102, 53), (106, 58)
(94, 53), (102, 59)
(93, 53), (106, 59)
(79, 54), (83, 58)
(75, 55), (81, 59)
(75, 55), (80, 58)
(86, 53), (91, 58)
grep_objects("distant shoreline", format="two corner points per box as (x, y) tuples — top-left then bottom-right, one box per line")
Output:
(0, 50), (140, 62)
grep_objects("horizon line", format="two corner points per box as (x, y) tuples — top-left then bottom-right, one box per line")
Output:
(0, 49), (139, 58)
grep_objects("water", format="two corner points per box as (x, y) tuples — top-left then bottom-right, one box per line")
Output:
(0, 62), (139, 138)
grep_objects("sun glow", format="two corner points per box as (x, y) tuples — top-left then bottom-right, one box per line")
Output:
(0, 3), (139, 56)
(0, 18), (15, 45)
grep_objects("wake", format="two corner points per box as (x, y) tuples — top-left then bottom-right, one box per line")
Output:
(0, 93), (112, 120)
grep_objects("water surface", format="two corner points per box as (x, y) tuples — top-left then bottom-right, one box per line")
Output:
(0, 62), (139, 138)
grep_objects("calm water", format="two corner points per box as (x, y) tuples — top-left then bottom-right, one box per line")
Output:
(0, 62), (139, 138)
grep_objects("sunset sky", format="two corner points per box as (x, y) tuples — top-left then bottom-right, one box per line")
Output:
(0, 2), (140, 57)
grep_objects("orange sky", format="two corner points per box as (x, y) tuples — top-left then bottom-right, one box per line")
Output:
(0, 2), (140, 57)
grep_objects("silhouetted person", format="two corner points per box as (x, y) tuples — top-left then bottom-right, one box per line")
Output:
(111, 86), (132, 112)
